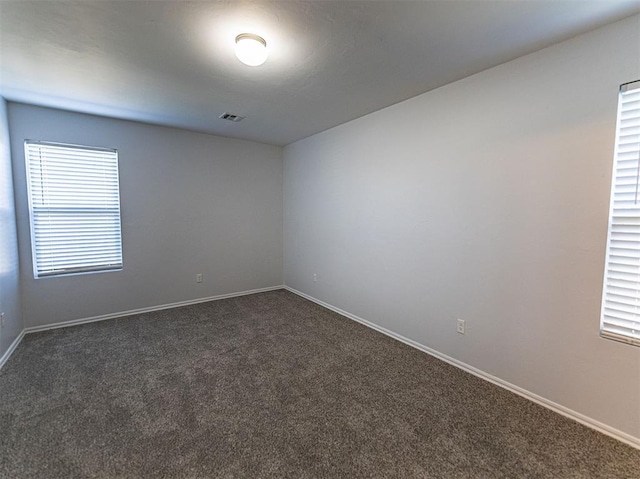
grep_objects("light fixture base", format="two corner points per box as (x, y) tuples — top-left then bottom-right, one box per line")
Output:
(235, 33), (266, 47)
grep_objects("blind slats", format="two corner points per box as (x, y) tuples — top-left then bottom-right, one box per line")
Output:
(25, 141), (123, 278)
(602, 82), (640, 346)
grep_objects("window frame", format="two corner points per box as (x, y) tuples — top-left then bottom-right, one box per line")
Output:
(24, 140), (124, 279)
(600, 80), (640, 347)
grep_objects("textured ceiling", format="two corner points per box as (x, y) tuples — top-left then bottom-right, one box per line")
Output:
(1, 1), (639, 146)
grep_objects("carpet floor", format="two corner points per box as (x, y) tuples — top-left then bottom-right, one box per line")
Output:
(0, 289), (638, 478)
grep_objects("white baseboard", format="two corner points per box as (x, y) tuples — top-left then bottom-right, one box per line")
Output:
(0, 330), (25, 370)
(284, 286), (640, 450)
(0, 286), (285, 369)
(24, 285), (286, 334)
(4, 284), (638, 449)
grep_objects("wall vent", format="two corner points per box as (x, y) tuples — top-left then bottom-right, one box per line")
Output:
(219, 112), (246, 122)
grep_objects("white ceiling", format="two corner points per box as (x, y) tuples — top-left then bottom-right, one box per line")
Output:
(1, 1), (639, 146)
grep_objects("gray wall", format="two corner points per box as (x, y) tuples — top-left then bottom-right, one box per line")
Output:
(0, 98), (23, 358)
(9, 103), (283, 329)
(284, 15), (640, 440)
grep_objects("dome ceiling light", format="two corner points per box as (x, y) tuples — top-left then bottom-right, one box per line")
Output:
(235, 33), (268, 67)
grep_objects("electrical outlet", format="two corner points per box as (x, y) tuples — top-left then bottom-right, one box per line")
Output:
(456, 318), (465, 334)
(0, 312), (5, 328)
(313, 273), (317, 283)
(196, 273), (203, 283)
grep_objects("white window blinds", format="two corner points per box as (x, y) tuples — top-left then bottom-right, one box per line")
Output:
(24, 141), (123, 278)
(601, 80), (640, 346)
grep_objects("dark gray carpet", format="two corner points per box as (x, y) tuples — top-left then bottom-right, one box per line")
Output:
(1, 290), (638, 478)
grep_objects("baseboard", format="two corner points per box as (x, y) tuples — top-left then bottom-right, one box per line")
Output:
(0, 330), (25, 370)
(284, 286), (640, 450)
(23, 285), (286, 334)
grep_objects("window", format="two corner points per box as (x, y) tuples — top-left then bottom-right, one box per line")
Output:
(24, 141), (123, 278)
(601, 80), (640, 346)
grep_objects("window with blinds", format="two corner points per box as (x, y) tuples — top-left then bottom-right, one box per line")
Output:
(601, 80), (640, 347)
(24, 141), (123, 278)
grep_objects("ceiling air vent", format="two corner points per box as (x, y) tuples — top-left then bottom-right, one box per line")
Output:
(219, 112), (246, 122)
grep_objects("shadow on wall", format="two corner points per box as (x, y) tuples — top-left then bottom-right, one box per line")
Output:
(0, 132), (19, 277)
(0, 209), (20, 276)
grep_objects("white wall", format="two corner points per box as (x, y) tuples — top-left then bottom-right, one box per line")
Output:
(9, 103), (283, 329)
(0, 98), (23, 359)
(284, 15), (640, 441)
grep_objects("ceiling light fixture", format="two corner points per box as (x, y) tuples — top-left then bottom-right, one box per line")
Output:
(235, 33), (268, 67)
